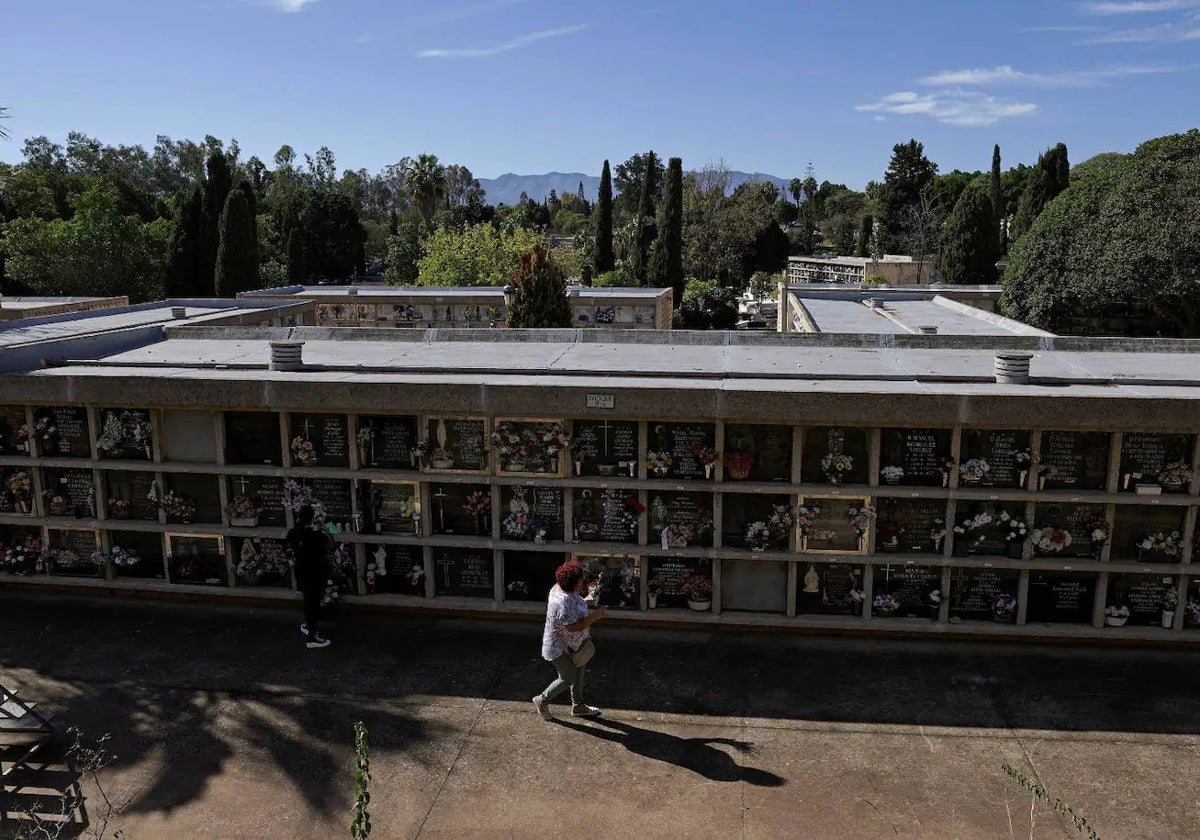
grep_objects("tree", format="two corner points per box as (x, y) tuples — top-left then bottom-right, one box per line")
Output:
(383, 214), (426, 284)
(652, 156), (684, 302)
(937, 180), (999, 285)
(0, 105), (9, 140)
(788, 178), (802, 211)
(877, 139), (938, 254)
(1002, 130), (1200, 337)
(286, 226), (307, 282)
(165, 186), (206, 296)
(404, 153), (447, 225)
(676, 279), (740, 330)
(593, 160), (614, 274)
(629, 150), (660, 284)
(417, 223), (540, 286)
(1010, 143), (1069, 241)
(505, 244), (572, 328)
(990, 145), (1004, 250)
(215, 184), (258, 295)
(614, 152), (665, 221)
(200, 150), (233, 289)
(855, 215), (873, 258)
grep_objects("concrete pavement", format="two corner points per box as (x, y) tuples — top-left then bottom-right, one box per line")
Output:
(2, 591), (1199, 839)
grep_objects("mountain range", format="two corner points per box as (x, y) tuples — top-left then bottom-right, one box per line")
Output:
(476, 171), (791, 207)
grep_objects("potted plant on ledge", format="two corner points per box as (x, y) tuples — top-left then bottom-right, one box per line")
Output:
(880, 465), (904, 486)
(681, 573), (712, 612)
(872, 593), (899, 616)
(1105, 605), (1130, 627)
(224, 494), (261, 528)
(723, 451), (753, 481)
(821, 452), (854, 485)
(958, 458), (991, 487)
(745, 521), (770, 552)
(1161, 589), (1178, 628)
(992, 594), (1017, 624)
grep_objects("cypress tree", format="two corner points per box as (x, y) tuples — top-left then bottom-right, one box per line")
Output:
(506, 245), (572, 328)
(165, 186), (206, 297)
(657, 157), (684, 303)
(936, 180), (999, 285)
(631, 150), (659, 285)
(855, 215), (873, 258)
(990, 145), (1003, 250)
(286, 226), (307, 283)
(200, 151), (233, 292)
(1010, 143), (1070, 242)
(215, 185), (259, 296)
(593, 160), (614, 274)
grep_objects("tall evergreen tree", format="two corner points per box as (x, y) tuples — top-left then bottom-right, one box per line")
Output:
(650, 157), (684, 302)
(506, 244), (572, 328)
(1010, 143), (1071, 241)
(936, 180), (999, 285)
(877, 139), (938, 254)
(165, 185), (206, 297)
(990, 145), (1003, 250)
(215, 185), (258, 296)
(593, 160), (614, 274)
(199, 151), (233, 292)
(855, 214), (873, 258)
(286, 226), (307, 283)
(631, 150), (660, 285)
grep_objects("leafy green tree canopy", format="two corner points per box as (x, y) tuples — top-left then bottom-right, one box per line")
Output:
(505, 244), (572, 328)
(417, 223), (540, 286)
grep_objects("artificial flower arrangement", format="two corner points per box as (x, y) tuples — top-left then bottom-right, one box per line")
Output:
(691, 444), (719, 478)
(1087, 515), (1112, 547)
(489, 421), (570, 472)
(43, 491), (71, 516)
(998, 510), (1029, 543)
(745, 521), (771, 550)
(1186, 599), (1200, 626)
(938, 455), (957, 476)
(877, 521), (905, 550)
(929, 518), (947, 550)
(594, 306), (617, 324)
(872, 593), (899, 614)
(320, 542), (357, 607)
(156, 490), (197, 523)
(768, 504), (796, 541)
(646, 451), (674, 475)
(356, 426), (376, 463)
(1105, 604), (1130, 626)
(927, 589), (942, 607)
(7, 471), (33, 510)
(1140, 530), (1182, 558)
(33, 416), (57, 444)
(880, 465), (905, 484)
(1157, 461), (1194, 489)
(502, 512), (548, 543)
(462, 490), (491, 519)
(96, 412), (152, 457)
(236, 541), (288, 585)
(412, 438), (430, 466)
(15, 423), (30, 450)
(846, 504), (876, 538)
(224, 494), (261, 526)
(1033, 525), (1072, 554)
(506, 580), (529, 596)
(993, 593), (1017, 622)
(618, 564), (640, 606)
(107, 498), (132, 519)
(282, 479), (318, 512)
(958, 458), (991, 484)
(42, 548), (80, 573)
(723, 452), (754, 480)
(108, 545), (140, 568)
(680, 573), (713, 603)
(820, 453), (854, 484)
(291, 435), (318, 466)
(1163, 589), (1179, 612)
(1, 536), (42, 574)
(794, 504), (821, 535)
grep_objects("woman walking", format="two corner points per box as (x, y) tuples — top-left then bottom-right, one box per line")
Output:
(533, 559), (606, 719)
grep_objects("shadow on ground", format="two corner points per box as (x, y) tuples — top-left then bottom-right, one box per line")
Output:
(3, 590), (1200, 822)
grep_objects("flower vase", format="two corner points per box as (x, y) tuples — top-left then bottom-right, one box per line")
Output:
(1090, 543), (1104, 559)
(1018, 470), (1028, 488)
(751, 546), (765, 553)
(704, 464), (713, 479)
(851, 600), (863, 616)
(993, 610), (1015, 624)
(941, 473), (949, 488)
(475, 517), (487, 536)
(649, 592), (658, 609)
(827, 473), (842, 486)
(928, 605), (940, 622)
(687, 598), (711, 612)
(1105, 616), (1127, 627)
(1162, 609), (1175, 629)
(885, 475), (900, 486)
(574, 459), (582, 476)
(113, 509), (130, 520)
(728, 467), (750, 480)
(230, 516), (259, 528)
(962, 476), (981, 487)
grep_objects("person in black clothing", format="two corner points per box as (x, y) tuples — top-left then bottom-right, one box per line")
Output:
(287, 504), (333, 649)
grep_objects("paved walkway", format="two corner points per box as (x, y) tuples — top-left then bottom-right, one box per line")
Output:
(2, 591), (1199, 839)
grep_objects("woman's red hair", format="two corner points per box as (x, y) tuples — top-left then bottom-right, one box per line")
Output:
(555, 560), (584, 590)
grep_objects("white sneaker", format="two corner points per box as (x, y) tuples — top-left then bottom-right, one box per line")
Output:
(571, 704), (601, 718)
(306, 635), (331, 649)
(532, 695), (552, 720)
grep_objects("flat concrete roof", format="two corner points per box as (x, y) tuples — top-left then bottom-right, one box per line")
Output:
(790, 293), (1050, 338)
(241, 285), (669, 300)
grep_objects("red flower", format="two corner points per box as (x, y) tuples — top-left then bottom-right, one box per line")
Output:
(625, 497), (646, 514)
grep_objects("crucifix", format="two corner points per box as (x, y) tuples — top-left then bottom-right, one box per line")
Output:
(235, 476), (250, 496)
(301, 418), (315, 439)
(598, 420), (613, 456)
(434, 487), (449, 532)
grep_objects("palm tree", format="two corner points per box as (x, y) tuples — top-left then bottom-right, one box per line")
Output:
(403, 153), (447, 225)
(0, 106), (10, 140)
(788, 177), (802, 211)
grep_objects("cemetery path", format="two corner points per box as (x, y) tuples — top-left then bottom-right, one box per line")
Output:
(2, 591), (1199, 839)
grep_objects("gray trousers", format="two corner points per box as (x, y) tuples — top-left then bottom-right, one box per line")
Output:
(539, 652), (586, 707)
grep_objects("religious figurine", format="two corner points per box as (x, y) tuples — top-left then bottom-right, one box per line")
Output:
(373, 545), (388, 576)
(431, 420), (455, 469)
(804, 564), (820, 594)
(510, 487), (530, 518)
(579, 489), (596, 520)
(651, 495), (668, 531)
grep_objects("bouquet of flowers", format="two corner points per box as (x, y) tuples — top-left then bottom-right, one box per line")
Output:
(283, 480), (319, 514)
(356, 427), (375, 448)
(648, 576), (667, 594)
(506, 580), (529, 596)
(89, 549), (108, 567)
(503, 512), (547, 541)
(877, 521), (905, 548)
(595, 306), (617, 324)
(412, 438), (430, 463)
(33, 416), (57, 443)
(619, 564), (640, 605)
(2, 536), (42, 574)
(849, 588), (865, 604)
(1163, 589), (1179, 611)
(1186, 599), (1200, 626)
(157, 490), (197, 522)
(993, 593), (1017, 621)
(929, 518), (947, 549)
(767, 504), (796, 540)
(1014, 450), (1032, 468)
(873, 593), (899, 614)
(691, 444), (718, 467)
(646, 451), (674, 475)
(1157, 461), (1194, 488)
(1088, 515), (1112, 546)
(224, 494), (261, 522)
(820, 453), (854, 483)
(723, 452), (754, 480)
(1034, 526), (1072, 554)
(938, 455), (957, 475)
(44, 491), (70, 516)
(15, 423), (30, 449)
(954, 511), (993, 535)
(998, 511), (1029, 543)
(291, 435), (317, 465)
(537, 422), (571, 459)
(794, 504), (820, 535)
(462, 490), (491, 518)
(680, 573), (712, 602)
(1140, 530), (1182, 558)
(107, 498), (132, 519)
(745, 521), (771, 550)
(1105, 605), (1130, 625)
(109, 545), (140, 568)
(7, 470), (32, 504)
(880, 465), (905, 483)
(846, 504), (876, 537)
(958, 458), (991, 483)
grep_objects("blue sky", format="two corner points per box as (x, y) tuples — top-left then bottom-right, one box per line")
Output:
(1, 0), (1196, 188)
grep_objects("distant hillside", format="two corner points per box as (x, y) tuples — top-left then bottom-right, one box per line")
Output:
(477, 170), (791, 206)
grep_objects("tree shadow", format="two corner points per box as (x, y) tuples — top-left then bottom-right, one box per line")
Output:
(550, 717), (784, 787)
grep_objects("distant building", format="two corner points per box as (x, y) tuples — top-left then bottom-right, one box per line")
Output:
(0, 295), (128, 322)
(786, 255), (932, 286)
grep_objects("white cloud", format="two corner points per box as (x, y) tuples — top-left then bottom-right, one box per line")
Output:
(417, 23), (590, 58)
(1022, 24), (1103, 31)
(854, 91), (1037, 127)
(261, 0), (318, 11)
(1082, 0), (1199, 13)
(919, 64), (1182, 87)
(1086, 13), (1200, 39)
